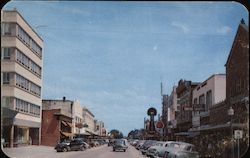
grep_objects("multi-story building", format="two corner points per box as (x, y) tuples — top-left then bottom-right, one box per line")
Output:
(41, 97), (74, 146)
(192, 19), (249, 158)
(161, 94), (169, 138)
(225, 19), (249, 125)
(94, 120), (107, 136)
(167, 86), (179, 140)
(1, 9), (43, 147)
(81, 107), (95, 134)
(175, 79), (199, 141)
(72, 100), (83, 135)
(191, 74), (226, 130)
(224, 19), (249, 157)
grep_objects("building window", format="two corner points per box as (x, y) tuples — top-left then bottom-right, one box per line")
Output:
(1, 97), (14, 108)
(30, 83), (41, 96)
(2, 72), (10, 84)
(16, 49), (29, 68)
(1, 23), (16, 36)
(1, 47), (14, 60)
(16, 74), (29, 90)
(30, 61), (41, 76)
(15, 98), (40, 117)
(199, 94), (205, 111)
(206, 90), (212, 110)
(17, 25), (42, 58)
(15, 98), (29, 113)
(30, 104), (40, 116)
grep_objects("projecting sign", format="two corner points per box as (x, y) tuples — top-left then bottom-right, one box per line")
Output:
(234, 130), (243, 139)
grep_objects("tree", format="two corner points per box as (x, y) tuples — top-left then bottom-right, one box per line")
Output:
(109, 129), (124, 139)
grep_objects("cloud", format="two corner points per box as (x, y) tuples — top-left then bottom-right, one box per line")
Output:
(216, 26), (232, 35)
(153, 45), (158, 51)
(171, 21), (190, 34)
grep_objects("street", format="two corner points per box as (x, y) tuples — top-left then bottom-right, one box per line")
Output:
(2, 144), (145, 158)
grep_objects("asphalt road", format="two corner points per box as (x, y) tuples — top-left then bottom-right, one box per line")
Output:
(2, 144), (146, 158)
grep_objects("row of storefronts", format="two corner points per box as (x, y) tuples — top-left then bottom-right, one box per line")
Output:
(159, 19), (249, 158)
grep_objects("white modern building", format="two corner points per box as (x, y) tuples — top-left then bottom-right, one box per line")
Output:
(191, 74), (226, 129)
(1, 9), (43, 147)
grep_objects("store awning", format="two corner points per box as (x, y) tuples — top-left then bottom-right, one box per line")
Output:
(60, 131), (74, 137)
(86, 130), (98, 136)
(66, 122), (73, 128)
(189, 123), (248, 132)
(61, 121), (73, 128)
(174, 132), (190, 136)
(61, 121), (68, 126)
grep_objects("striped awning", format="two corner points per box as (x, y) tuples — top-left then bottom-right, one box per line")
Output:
(61, 121), (73, 128)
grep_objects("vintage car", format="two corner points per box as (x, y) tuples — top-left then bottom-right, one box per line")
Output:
(146, 141), (174, 158)
(54, 139), (87, 152)
(140, 140), (157, 155)
(113, 139), (128, 152)
(157, 141), (199, 158)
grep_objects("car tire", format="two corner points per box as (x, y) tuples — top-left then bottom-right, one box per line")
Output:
(80, 146), (85, 151)
(123, 149), (126, 152)
(62, 147), (68, 152)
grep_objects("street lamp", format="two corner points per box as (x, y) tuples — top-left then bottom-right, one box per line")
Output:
(228, 106), (234, 158)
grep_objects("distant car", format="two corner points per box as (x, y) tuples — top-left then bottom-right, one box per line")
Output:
(55, 139), (86, 152)
(113, 139), (128, 152)
(157, 142), (199, 158)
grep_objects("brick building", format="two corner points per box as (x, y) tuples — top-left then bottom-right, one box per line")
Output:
(195, 19), (249, 158)
(41, 109), (73, 146)
(41, 98), (74, 146)
(175, 79), (200, 141)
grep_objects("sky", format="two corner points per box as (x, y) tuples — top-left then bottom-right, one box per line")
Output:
(3, 1), (248, 136)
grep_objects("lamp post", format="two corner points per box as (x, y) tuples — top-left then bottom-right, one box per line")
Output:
(228, 106), (234, 158)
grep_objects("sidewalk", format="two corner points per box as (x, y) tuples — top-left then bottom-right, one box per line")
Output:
(2, 145), (54, 158)
(2, 145), (106, 158)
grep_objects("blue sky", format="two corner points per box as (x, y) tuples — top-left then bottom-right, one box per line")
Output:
(4, 1), (248, 136)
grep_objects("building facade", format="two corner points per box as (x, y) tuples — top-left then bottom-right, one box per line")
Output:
(81, 107), (95, 134)
(41, 98), (74, 146)
(167, 86), (179, 140)
(72, 100), (83, 135)
(161, 94), (169, 138)
(175, 79), (199, 141)
(191, 74), (226, 129)
(1, 9), (43, 147)
(94, 120), (107, 136)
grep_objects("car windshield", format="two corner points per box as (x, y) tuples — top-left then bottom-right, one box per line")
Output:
(115, 140), (125, 145)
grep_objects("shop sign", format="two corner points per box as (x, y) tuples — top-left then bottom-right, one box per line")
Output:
(234, 130), (243, 139)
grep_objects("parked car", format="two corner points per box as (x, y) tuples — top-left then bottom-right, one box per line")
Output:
(140, 140), (157, 155)
(157, 142), (199, 158)
(54, 139), (87, 152)
(108, 139), (116, 146)
(135, 140), (145, 150)
(131, 139), (139, 146)
(113, 139), (128, 152)
(146, 141), (171, 158)
(73, 138), (90, 149)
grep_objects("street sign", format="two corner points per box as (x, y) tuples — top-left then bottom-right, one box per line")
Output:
(234, 130), (243, 139)
(155, 121), (164, 129)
